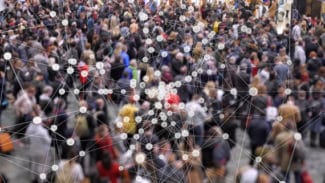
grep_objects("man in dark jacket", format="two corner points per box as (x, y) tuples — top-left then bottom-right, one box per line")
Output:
(247, 114), (270, 165)
(202, 127), (231, 183)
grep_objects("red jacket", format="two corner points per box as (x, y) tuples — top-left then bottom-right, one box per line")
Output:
(96, 162), (120, 183)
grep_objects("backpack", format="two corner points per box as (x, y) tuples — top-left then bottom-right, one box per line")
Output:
(75, 114), (89, 138)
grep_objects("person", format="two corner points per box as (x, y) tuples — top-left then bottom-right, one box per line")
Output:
(274, 123), (306, 183)
(56, 149), (85, 183)
(185, 94), (207, 146)
(25, 105), (52, 183)
(96, 151), (121, 183)
(201, 127), (231, 183)
(94, 124), (119, 160)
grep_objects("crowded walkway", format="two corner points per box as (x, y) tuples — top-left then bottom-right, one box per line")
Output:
(0, 0), (325, 183)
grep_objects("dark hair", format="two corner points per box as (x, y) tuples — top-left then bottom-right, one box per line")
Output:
(101, 151), (112, 169)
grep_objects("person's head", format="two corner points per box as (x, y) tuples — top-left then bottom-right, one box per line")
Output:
(97, 124), (109, 137)
(207, 127), (223, 138)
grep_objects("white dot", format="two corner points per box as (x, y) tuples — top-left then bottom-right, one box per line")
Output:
(277, 116), (283, 121)
(287, 60), (292, 65)
(59, 88), (65, 95)
(185, 76), (192, 82)
(107, 89), (113, 94)
(143, 28), (149, 34)
(284, 88), (292, 95)
(89, 54), (95, 60)
(135, 153), (146, 164)
(220, 64), (226, 69)
(116, 122), (123, 128)
(39, 173), (47, 180)
(50, 11), (56, 18)
(138, 128), (144, 134)
(154, 102), (162, 109)
(128, 0), (134, 3)
(79, 106), (87, 113)
(161, 51), (168, 58)
(219, 114), (225, 119)
(230, 88), (237, 96)
(135, 116), (142, 123)
(181, 4), (186, 9)
(204, 55), (211, 61)
(157, 35), (164, 42)
(175, 81), (182, 87)
(218, 43), (225, 50)
(241, 25), (248, 33)
(179, 15), (186, 22)
(66, 138), (75, 146)
(67, 67), (74, 74)
(158, 11), (164, 16)
(73, 89), (80, 95)
(167, 111), (173, 116)
(192, 26), (200, 33)
(192, 149), (200, 157)
(118, 166), (124, 171)
(192, 71), (198, 77)
(148, 47), (155, 53)
(246, 28), (252, 34)
(33, 116), (42, 124)
(198, 98), (205, 104)
(160, 115), (167, 121)
(148, 110), (154, 116)
(96, 62), (104, 69)
(79, 151), (86, 157)
(120, 133), (128, 140)
(184, 46), (191, 53)
(51, 164), (59, 171)
(136, 176), (142, 182)
(139, 12), (148, 21)
(182, 154), (189, 161)
(81, 70), (88, 77)
(222, 133), (229, 140)
(3, 52), (12, 60)
(202, 39), (209, 45)
(146, 38), (153, 45)
(151, 118), (158, 124)
(175, 132), (181, 139)
(123, 116), (130, 123)
(171, 121), (176, 126)
(294, 133), (302, 141)
(188, 6), (194, 12)
(279, 181), (286, 183)
(255, 156), (262, 163)
(161, 122), (168, 128)
(130, 144), (135, 150)
(120, 89), (126, 95)
(145, 143), (153, 150)
(249, 87), (258, 96)
(98, 89), (104, 95)
(50, 125), (58, 132)
(97, 69), (104, 75)
(52, 64), (60, 71)
(68, 58), (77, 65)
(208, 31), (216, 39)
(182, 129), (189, 137)
(133, 134), (140, 140)
(62, 19), (69, 26)
(142, 56), (149, 62)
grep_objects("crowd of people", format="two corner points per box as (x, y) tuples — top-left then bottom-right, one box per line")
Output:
(0, 0), (325, 182)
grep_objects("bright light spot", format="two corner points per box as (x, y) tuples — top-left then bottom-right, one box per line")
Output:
(230, 88), (237, 96)
(79, 151), (86, 157)
(3, 52), (12, 60)
(145, 143), (153, 150)
(96, 62), (104, 69)
(135, 153), (146, 164)
(50, 11), (56, 17)
(68, 58), (77, 65)
(79, 106), (87, 113)
(192, 149), (200, 157)
(67, 67), (74, 74)
(255, 156), (262, 163)
(66, 138), (75, 146)
(81, 70), (88, 77)
(182, 154), (189, 161)
(294, 133), (302, 141)
(62, 19), (69, 26)
(59, 88), (65, 95)
(249, 87), (258, 96)
(51, 164), (59, 171)
(50, 125), (58, 132)
(39, 173), (47, 180)
(33, 116), (42, 125)
(182, 129), (189, 137)
(73, 89), (80, 95)
(52, 64), (60, 71)
(222, 133), (229, 140)
(284, 88), (292, 95)
(120, 133), (128, 140)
